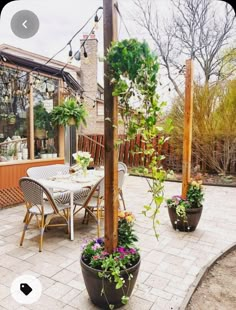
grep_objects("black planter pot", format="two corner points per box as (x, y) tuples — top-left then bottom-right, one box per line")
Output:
(168, 206), (203, 232)
(80, 256), (141, 309)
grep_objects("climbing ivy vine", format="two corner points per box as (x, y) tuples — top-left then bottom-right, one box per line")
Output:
(106, 39), (173, 238)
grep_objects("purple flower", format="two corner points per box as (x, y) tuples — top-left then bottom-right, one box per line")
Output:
(96, 237), (104, 245)
(117, 247), (126, 253)
(92, 243), (101, 251)
(129, 248), (137, 254)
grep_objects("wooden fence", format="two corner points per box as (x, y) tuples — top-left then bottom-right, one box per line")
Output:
(78, 134), (182, 171)
(78, 134), (236, 174)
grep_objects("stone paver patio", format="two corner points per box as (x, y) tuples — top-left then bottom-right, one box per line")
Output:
(0, 176), (236, 309)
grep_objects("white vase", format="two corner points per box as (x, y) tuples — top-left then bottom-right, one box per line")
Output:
(52, 153), (57, 158)
(17, 152), (22, 160)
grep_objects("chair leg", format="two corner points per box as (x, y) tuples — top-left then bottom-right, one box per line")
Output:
(39, 215), (45, 252)
(20, 212), (33, 246)
(120, 190), (126, 210)
(97, 207), (100, 238)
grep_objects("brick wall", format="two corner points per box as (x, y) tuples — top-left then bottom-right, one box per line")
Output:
(80, 34), (104, 135)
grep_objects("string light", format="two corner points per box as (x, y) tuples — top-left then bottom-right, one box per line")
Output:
(74, 50), (81, 61)
(94, 12), (99, 30)
(68, 43), (73, 57)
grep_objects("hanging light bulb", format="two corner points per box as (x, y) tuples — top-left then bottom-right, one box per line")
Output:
(83, 46), (88, 58)
(80, 94), (84, 103)
(74, 50), (81, 61)
(45, 81), (50, 99)
(94, 13), (99, 30)
(68, 43), (73, 57)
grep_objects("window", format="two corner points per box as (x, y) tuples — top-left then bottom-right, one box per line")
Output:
(0, 64), (60, 162)
(97, 100), (104, 116)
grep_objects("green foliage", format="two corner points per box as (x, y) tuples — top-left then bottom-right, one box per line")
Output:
(118, 212), (138, 248)
(106, 39), (173, 239)
(81, 213), (140, 309)
(50, 97), (87, 128)
(166, 179), (204, 222)
(34, 103), (51, 130)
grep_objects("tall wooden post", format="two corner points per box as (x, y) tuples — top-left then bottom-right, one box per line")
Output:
(182, 59), (194, 198)
(103, 0), (119, 253)
(29, 73), (34, 160)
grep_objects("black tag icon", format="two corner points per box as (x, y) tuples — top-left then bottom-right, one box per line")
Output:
(20, 283), (32, 296)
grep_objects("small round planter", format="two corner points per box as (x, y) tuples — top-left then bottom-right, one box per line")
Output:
(67, 117), (76, 126)
(168, 206), (203, 232)
(80, 256), (141, 309)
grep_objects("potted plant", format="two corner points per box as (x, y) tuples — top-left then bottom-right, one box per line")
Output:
(34, 103), (50, 139)
(50, 97), (88, 128)
(8, 113), (16, 125)
(40, 149), (48, 159)
(45, 144), (57, 158)
(81, 211), (140, 309)
(166, 176), (204, 232)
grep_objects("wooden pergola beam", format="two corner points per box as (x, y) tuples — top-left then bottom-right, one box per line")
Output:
(182, 59), (194, 198)
(103, 0), (119, 253)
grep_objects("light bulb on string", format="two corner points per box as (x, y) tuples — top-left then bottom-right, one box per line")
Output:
(74, 50), (81, 61)
(68, 43), (73, 57)
(94, 13), (99, 30)
(83, 46), (88, 59)
(80, 94), (84, 103)
(45, 81), (50, 99)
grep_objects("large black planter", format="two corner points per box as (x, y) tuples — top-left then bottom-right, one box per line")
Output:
(80, 256), (141, 309)
(168, 206), (203, 232)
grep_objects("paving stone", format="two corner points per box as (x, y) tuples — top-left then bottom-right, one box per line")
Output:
(144, 274), (169, 290)
(44, 282), (72, 300)
(0, 284), (9, 300)
(0, 177), (236, 309)
(52, 269), (77, 284)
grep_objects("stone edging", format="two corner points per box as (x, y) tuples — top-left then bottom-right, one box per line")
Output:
(180, 242), (236, 310)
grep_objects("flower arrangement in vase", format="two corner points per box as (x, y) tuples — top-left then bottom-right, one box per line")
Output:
(80, 211), (140, 309)
(72, 151), (93, 176)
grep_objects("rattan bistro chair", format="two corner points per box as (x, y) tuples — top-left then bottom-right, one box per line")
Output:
(27, 164), (90, 206)
(74, 177), (105, 237)
(118, 162), (128, 210)
(19, 177), (70, 252)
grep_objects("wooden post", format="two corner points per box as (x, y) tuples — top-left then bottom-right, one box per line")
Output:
(103, 0), (119, 253)
(29, 73), (34, 160)
(182, 59), (194, 198)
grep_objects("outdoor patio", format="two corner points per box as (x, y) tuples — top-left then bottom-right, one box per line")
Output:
(0, 175), (236, 310)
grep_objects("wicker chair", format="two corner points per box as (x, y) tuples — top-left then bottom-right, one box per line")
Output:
(19, 177), (70, 252)
(74, 177), (105, 237)
(118, 162), (128, 210)
(27, 164), (90, 205)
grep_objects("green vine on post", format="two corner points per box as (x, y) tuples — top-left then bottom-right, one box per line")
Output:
(106, 39), (173, 239)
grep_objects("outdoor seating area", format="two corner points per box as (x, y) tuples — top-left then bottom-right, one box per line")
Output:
(0, 0), (235, 308)
(0, 176), (236, 309)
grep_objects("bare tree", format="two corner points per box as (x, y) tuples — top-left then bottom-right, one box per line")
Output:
(133, 0), (235, 96)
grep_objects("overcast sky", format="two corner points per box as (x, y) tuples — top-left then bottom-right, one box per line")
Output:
(0, 0), (234, 105)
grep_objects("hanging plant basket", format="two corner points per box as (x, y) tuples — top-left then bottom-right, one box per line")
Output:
(8, 115), (16, 125)
(35, 128), (46, 139)
(67, 117), (76, 126)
